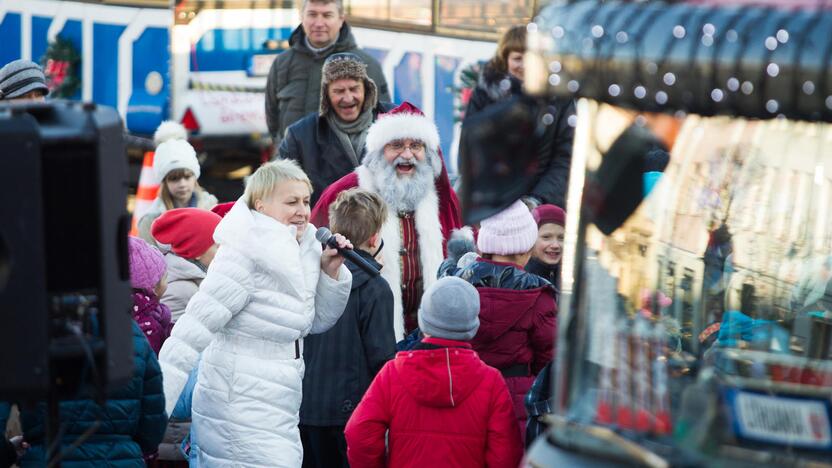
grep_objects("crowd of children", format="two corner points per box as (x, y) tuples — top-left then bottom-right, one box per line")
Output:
(125, 115), (565, 466)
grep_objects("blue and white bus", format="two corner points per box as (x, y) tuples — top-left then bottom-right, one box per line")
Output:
(0, 0), (536, 175)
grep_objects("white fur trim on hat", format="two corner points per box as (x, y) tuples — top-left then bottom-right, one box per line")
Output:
(364, 113), (440, 154)
(153, 139), (200, 184)
(153, 121), (188, 147)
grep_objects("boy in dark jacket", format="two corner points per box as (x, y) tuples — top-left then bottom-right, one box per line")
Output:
(345, 276), (523, 468)
(300, 188), (396, 468)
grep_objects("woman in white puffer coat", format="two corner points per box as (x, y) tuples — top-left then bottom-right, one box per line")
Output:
(158, 159), (353, 467)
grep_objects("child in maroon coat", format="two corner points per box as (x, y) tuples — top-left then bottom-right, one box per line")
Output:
(128, 236), (172, 355)
(443, 201), (557, 442)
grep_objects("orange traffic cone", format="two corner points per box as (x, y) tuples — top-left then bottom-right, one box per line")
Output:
(130, 151), (160, 236)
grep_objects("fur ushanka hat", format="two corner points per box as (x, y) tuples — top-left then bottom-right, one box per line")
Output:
(319, 53), (378, 117)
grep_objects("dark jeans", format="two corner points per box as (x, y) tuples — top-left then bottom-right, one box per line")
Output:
(300, 424), (349, 468)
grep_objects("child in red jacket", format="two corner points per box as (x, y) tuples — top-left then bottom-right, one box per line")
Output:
(345, 277), (522, 468)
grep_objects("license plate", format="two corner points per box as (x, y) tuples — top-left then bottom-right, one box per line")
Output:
(726, 389), (832, 450)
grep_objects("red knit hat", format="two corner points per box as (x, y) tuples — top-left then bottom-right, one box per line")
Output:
(532, 204), (566, 228)
(211, 202), (234, 218)
(151, 208), (221, 259)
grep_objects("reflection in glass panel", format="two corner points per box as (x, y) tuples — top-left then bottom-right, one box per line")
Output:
(346, 0), (431, 25)
(438, 0), (534, 32)
(559, 101), (832, 465)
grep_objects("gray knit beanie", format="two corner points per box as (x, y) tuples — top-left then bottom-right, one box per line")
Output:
(418, 276), (481, 341)
(0, 59), (48, 100)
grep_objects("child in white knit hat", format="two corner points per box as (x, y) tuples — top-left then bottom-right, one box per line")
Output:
(137, 121), (217, 245)
(441, 199), (557, 443)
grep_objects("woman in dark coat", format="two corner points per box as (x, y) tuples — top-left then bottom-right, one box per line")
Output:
(465, 25), (576, 208)
(1, 322), (167, 467)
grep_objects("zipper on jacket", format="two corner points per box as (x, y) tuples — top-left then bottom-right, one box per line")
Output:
(445, 348), (455, 407)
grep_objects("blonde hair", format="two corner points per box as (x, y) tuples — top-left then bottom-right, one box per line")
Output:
(244, 159), (313, 209)
(491, 25), (526, 74)
(329, 188), (387, 247)
(160, 168), (202, 210)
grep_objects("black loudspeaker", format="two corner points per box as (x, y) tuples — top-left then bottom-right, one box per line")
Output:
(0, 100), (133, 400)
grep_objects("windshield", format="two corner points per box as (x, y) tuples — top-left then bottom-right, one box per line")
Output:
(556, 100), (832, 466)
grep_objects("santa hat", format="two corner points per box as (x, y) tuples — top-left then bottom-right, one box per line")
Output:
(365, 102), (440, 156)
(320, 53), (378, 117)
(128, 236), (166, 291)
(151, 208), (221, 259)
(152, 120), (200, 184)
(477, 200), (538, 255)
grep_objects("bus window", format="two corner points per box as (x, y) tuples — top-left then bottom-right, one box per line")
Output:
(346, 0), (536, 38)
(345, 0), (432, 26)
(437, 0), (535, 33)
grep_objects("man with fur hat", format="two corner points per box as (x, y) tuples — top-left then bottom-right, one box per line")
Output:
(278, 52), (394, 205)
(311, 102), (462, 340)
(265, 0), (389, 145)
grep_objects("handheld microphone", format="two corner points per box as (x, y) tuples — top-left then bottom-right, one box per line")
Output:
(315, 227), (380, 277)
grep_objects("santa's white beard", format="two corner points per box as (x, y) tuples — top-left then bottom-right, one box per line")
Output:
(365, 152), (434, 213)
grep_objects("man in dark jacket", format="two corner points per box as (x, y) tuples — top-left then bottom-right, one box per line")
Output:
(278, 52), (394, 205)
(300, 188), (396, 468)
(265, 0), (390, 145)
(465, 69), (575, 209)
(0, 322), (167, 467)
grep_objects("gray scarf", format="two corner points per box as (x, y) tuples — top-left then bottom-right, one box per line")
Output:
(327, 107), (374, 166)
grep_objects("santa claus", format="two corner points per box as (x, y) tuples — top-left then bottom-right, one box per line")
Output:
(311, 102), (462, 339)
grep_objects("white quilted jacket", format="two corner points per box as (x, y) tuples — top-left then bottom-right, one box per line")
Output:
(158, 200), (351, 467)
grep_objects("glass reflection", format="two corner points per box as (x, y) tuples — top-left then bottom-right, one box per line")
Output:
(560, 101), (832, 464)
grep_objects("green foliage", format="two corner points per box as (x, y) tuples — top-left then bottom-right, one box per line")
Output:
(42, 36), (81, 99)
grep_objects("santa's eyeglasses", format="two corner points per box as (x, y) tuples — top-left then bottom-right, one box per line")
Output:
(386, 140), (425, 154)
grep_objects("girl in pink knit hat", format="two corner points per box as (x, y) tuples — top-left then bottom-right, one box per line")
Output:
(441, 200), (557, 443)
(128, 236), (172, 355)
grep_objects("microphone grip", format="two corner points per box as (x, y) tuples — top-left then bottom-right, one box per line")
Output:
(324, 237), (380, 277)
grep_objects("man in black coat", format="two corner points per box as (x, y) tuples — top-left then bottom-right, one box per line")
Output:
(465, 68), (575, 209)
(278, 52), (395, 205)
(299, 188), (396, 468)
